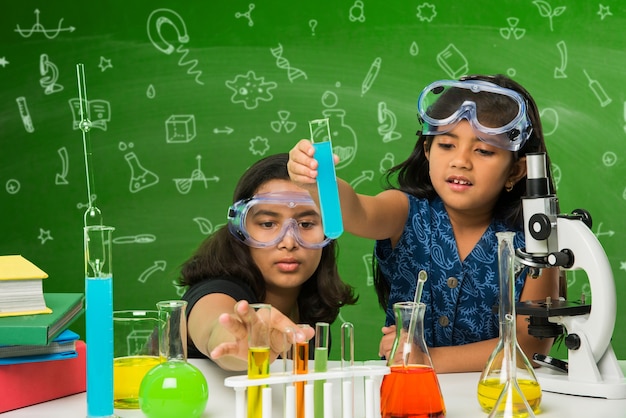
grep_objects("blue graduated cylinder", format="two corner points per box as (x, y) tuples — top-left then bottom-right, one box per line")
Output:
(85, 276), (114, 418)
(313, 140), (343, 239)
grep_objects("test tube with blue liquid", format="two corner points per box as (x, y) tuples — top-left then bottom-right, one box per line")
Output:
(309, 118), (343, 239)
(85, 225), (116, 418)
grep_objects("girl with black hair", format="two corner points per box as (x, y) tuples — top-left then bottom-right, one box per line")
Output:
(180, 153), (357, 371)
(288, 74), (560, 373)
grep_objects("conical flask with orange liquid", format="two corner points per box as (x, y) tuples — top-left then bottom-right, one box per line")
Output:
(380, 273), (446, 418)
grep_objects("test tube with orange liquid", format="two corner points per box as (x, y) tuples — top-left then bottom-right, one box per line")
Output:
(294, 324), (311, 418)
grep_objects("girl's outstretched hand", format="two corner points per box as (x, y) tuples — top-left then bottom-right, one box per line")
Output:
(210, 300), (314, 364)
(379, 325), (396, 360)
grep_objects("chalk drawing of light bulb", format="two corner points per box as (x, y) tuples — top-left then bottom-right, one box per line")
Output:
(320, 90), (357, 169)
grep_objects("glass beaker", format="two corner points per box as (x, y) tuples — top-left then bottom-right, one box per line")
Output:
(477, 232), (541, 417)
(138, 300), (208, 418)
(380, 301), (446, 418)
(113, 310), (160, 409)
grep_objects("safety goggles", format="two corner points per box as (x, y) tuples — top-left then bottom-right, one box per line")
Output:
(417, 79), (533, 151)
(227, 191), (332, 249)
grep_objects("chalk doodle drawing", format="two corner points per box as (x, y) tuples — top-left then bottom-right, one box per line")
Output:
(16, 97), (34, 133)
(271, 111), (297, 134)
(39, 54), (63, 95)
(320, 90), (357, 169)
(500, 17), (526, 40)
(532, 0), (566, 32)
(554, 41), (568, 78)
(69, 98), (111, 131)
(416, 3), (437, 22)
(6, 179), (20, 195)
(349, 1), (365, 22)
(55, 147), (69, 185)
(15, 9), (75, 39)
(98, 57), (113, 72)
(119, 142), (159, 193)
(271, 44), (307, 82)
(38, 228), (53, 244)
(249, 136), (270, 156)
(235, 3), (255, 27)
(173, 155), (219, 194)
(377, 102), (401, 143)
(225, 71), (277, 110)
(147, 8), (204, 85)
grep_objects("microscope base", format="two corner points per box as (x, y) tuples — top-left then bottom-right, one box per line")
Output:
(536, 367), (626, 399)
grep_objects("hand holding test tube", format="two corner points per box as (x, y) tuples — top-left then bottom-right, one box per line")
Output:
(309, 118), (343, 239)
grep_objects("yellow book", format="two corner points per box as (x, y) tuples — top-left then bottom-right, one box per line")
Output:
(0, 255), (51, 317)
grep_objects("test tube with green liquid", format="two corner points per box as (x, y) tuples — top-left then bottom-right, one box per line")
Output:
(309, 118), (343, 239)
(314, 322), (329, 418)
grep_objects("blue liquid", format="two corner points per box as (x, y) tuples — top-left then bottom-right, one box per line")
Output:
(313, 141), (343, 239)
(86, 276), (114, 417)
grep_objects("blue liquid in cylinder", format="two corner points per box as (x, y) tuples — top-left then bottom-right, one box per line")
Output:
(86, 276), (114, 417)
(313, 141), (343, 239)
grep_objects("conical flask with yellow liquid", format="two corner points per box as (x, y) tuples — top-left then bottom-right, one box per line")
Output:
(477, 231), (541, 417)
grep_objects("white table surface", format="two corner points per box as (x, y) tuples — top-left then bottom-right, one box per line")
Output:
(4, 359), (626, 418)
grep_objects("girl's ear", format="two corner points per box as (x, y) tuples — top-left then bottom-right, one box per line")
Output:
(509, 156), (527, 185)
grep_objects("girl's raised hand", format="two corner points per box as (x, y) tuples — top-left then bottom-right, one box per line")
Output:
(287, 139), (319, 188)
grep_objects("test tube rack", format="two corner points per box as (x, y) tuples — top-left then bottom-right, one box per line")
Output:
(224, 363), (390, 418)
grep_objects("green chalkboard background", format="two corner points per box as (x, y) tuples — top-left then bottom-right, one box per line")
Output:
(1, 1), (625, 362)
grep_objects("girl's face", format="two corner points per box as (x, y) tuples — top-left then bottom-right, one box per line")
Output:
(425, 120), (526, 218)
(248, 179), (323, 294)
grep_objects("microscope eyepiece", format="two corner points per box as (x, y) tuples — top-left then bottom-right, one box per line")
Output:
(525, 153), (551, 197)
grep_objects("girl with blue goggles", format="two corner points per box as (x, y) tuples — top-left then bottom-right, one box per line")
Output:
(417, 79), (533, 151)
(228, 191), (332, 249)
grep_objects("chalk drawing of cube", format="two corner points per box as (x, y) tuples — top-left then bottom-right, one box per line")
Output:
(166, 114), (196, 143)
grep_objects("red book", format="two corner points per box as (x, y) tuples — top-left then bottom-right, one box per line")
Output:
(0, 339), (86, 413)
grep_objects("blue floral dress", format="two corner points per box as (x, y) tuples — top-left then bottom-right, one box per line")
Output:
(375, 195), (526, 347)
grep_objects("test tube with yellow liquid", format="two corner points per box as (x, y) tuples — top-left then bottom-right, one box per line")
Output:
(247, 304), (271, 418)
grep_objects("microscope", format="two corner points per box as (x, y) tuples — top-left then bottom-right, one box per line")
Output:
(515, 152), (626, 399)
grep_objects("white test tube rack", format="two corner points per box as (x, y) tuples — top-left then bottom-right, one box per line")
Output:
(224, 364), (390, 418)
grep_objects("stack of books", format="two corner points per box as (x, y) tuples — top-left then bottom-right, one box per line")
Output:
(0, 254), (51, 317)
(0, 255), (86, 413)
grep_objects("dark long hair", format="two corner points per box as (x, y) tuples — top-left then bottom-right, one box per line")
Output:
(373, 74), (558, 310)
(179, 153), (358, 324)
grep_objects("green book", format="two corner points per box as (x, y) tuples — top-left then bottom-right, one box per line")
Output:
(0, 293), (84, 346)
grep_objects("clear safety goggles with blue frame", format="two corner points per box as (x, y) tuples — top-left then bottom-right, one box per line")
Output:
(417, 79), (533, 151)
(227, 191), (332, 249)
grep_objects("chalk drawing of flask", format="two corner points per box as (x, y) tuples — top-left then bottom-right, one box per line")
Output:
(125, 152), (159, 193)
(321, 107), (357, 170)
